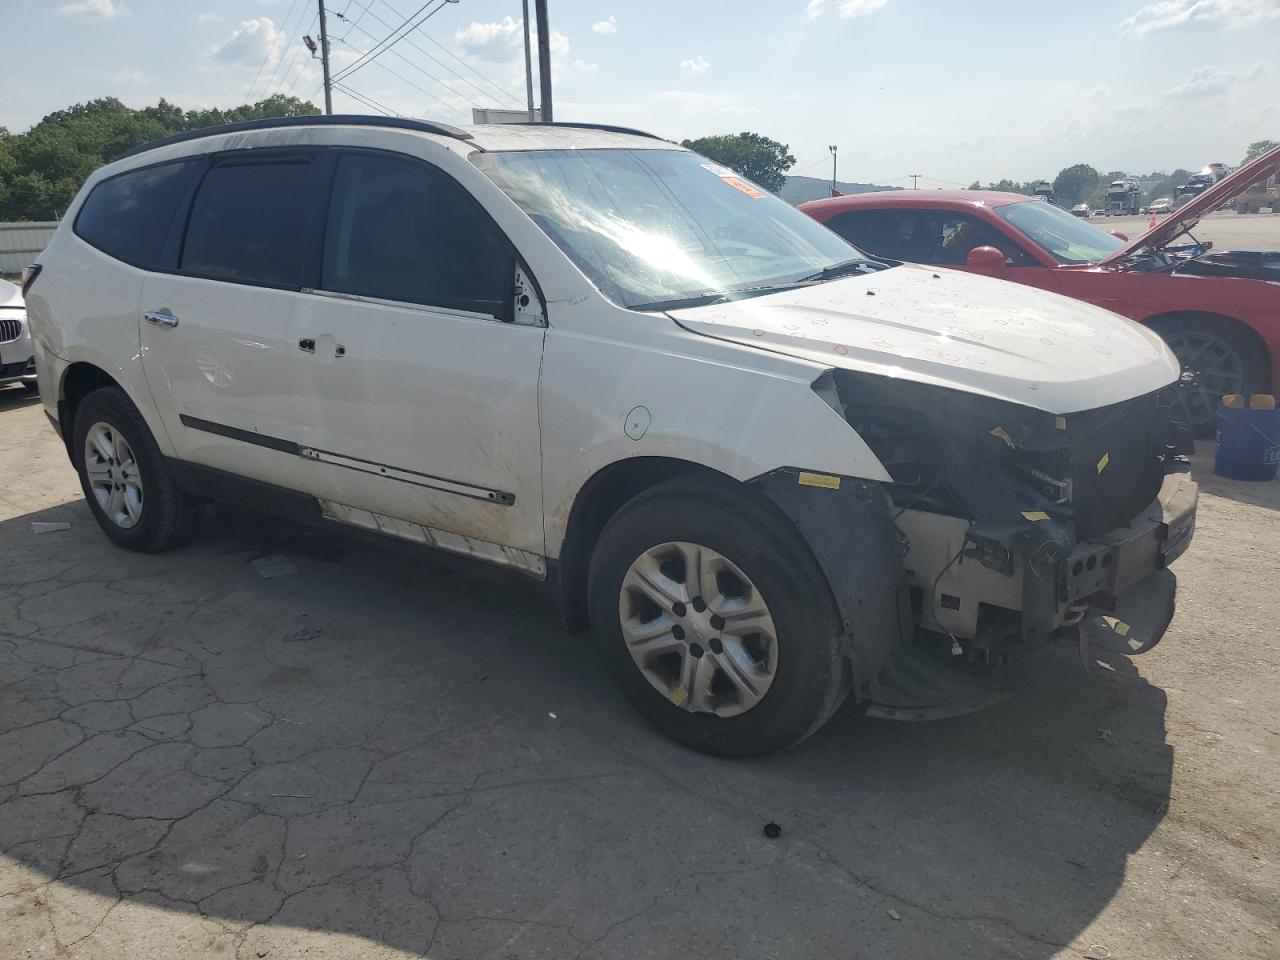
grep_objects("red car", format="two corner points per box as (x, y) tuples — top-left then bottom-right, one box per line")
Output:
(801, 146), (1280, 431)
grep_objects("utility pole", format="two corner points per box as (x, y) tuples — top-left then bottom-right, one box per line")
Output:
(828, 144), (838, 196)
(910, 173), (920, 190)
(521, 0), (536, 121)
(317, 0), (333, 115)
(534, 0), (553, 121)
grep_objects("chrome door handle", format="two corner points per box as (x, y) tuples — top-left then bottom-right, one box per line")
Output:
(144, 310), (179, 328)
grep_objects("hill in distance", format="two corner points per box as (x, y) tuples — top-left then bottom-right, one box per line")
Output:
(780, 175), (902, 204)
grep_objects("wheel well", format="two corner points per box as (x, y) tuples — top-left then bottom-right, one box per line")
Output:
(1145, 311), (1272, 385)
(553, 457), (734, 633)
(58, 363), (121, 454)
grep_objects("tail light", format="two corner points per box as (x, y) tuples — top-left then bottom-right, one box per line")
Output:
(21, 263), (42, 297)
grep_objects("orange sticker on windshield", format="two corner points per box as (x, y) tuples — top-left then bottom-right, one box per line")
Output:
(722, 176), (765, 198)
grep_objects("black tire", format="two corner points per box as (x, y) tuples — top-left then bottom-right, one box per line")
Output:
(587, 479), (848, 758)
(1151, 315), (1266, 436)
(72, 386), (200, 552)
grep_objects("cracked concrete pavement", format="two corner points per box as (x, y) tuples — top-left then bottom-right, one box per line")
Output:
(1, 385), (1277, 959)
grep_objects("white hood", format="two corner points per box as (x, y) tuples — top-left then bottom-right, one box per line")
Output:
(669, 264), (1179, 414)
(0, 278), (21, 310)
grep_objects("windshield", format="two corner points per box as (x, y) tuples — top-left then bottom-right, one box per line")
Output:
(996, 200), (1125, 264)
(472, 148), (862, 309)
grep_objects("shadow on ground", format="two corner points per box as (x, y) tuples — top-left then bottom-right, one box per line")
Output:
(1190, 441), (1280, 512)
(0, 385), (40, 413)
(1, 497), (1171, 958)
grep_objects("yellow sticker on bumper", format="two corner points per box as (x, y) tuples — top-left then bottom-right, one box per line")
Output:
(1097, 452), (1110, 474)
(798, 472), (841, 490)
(1022, 510), (1051, 521)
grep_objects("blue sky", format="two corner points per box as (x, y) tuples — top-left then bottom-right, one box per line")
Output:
(4, 0), (1278, 184)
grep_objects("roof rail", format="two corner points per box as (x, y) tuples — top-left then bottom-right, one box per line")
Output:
(509, 121), (670, 143)
(118, 114), (474, 160)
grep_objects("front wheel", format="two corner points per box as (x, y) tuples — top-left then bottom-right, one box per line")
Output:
(72, 387), (200, 551)
(587, 479), (848, 757)
(1154, 317), (1264, 435)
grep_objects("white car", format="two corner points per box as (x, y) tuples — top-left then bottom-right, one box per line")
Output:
(0, 277), (37, 391)
(1149, 197), (1174, 214)
(24, 117), (1197, 756)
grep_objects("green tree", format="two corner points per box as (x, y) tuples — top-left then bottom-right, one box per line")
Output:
(1243, 139), (1278, 163)
(680, 132), (796, 193)
(1052, 163), (1100, 207)
(0, 95), (320, 220)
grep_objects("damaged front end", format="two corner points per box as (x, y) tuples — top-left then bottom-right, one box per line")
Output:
(760, 370), (1198, 720)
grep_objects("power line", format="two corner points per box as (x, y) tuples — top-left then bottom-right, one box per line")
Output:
(267, 12), (319, 100)
(245, 0), (305, 101)
(333, 10), (495, 111)
(330, 37), (470, 118)
(241, 0), (299, 100)
(334, 80), (402, 117)
(331, 0), (448, 84)
(373, 0), (523, 106)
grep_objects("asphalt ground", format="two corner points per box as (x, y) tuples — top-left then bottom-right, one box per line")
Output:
(1, 306), (1278, 958)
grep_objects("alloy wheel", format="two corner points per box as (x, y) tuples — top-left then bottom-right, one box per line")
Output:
(84, 421), (144, 529)
(1160, 330), (1246, 428)
(618, 541), (778, 718)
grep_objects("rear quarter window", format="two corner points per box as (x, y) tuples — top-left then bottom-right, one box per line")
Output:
(73, 160), (200, 268)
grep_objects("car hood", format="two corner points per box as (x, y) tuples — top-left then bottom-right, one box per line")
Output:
(0, 278), (21, 309)
(669, 263), (1178, 414)
(1099, 144), (1280, 265)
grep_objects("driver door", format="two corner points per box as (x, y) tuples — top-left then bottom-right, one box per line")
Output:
(287, 149), (547, 570)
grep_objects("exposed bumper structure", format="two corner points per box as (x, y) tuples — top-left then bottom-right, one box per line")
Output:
(757, 464), (1197, 722)
(900, 470), (1196, 645)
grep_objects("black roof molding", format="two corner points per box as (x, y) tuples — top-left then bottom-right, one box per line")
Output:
(118, 114), (474, 160)
(509, 121), (670, 142)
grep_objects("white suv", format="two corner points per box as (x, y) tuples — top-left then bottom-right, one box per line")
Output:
(25, 117), (1197, 756)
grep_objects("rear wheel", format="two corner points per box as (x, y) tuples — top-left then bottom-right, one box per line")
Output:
(1153, 316), (1264, 435)
(587, 479), (847, 757)
(72, 387), (200, 551)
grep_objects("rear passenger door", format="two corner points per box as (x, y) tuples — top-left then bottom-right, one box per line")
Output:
(139, 150), (325, 487)
(286, 149), (547, 567)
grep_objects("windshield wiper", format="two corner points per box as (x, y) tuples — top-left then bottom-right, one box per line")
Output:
(629, 292), (729, 312)
(795, 258), (889, 282)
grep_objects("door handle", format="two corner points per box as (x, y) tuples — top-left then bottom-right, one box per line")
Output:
(298, 338), (315, 353)
(144, 310), (179, 328)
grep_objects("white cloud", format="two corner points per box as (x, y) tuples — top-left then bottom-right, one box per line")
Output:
(679, 55), (710, 76)
(197, 12), (223, 26)
(806, 0), (889, 18)
(572, 60), (599, 75)
(455, 17), (569, 62)
(114, 66), (148, 84)
(209, 17), (281, 69)
(57, 0), (126, 18)
(1168, 65), (1236, 97)
(592, 16), (618, 34)
(1121, 0), (1280, 33)
(1245, 60), (1269, 80)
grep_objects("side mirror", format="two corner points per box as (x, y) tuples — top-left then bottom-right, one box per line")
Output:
(1110, 231), (1129, 241)
(965, 245), (1006, 271)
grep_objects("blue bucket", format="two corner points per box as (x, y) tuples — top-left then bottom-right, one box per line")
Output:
(1215, 405), (1280, 481)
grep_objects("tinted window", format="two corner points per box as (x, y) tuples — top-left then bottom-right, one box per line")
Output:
(828, 209), (1031, 265)
(182, 157), (319, 287)
(321, 152), (508, 314)
(74, 160), (199, 268)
